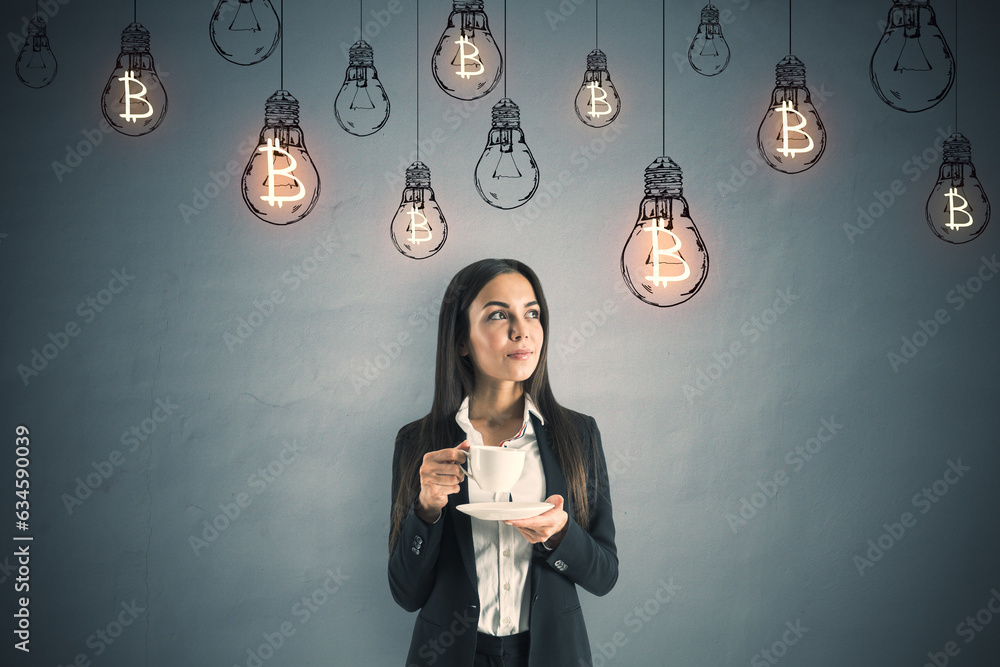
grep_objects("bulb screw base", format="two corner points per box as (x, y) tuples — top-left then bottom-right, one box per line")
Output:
(644, 157), (683, 197)
(775, 55), (807, 88)
(491, 98), (521, 129)
(121, 22), (151, 53)
(942, 134), (972, 163)
(27, 16), (48, 36)
(700, 3), (721, 22)
(405, 162), (432, 188)
(453, 0), (485, 10)
(348, 40), (374, 67)
(586, 49), (608, 70)
(264, 90), (301, 127)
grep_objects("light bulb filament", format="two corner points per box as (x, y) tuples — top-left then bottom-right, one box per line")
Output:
(259, 138), (306, 208)
(776, 101), (814, 158)
(118, 70), (153, 123)
(230, 3), (262, 32)
(406, 205), (433, 245)
(643, 218), (690, 286)
(586, 82), (613, 118)
(453, 35), (484, 79)
(945, 187), (973, 230)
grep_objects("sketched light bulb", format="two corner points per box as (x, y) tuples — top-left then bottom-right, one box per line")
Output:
(391, 162), (447, 259)
(15, 16), (57, 88)
(209, 0), (280, 66)
(926, 134), (990, 244)
(242, 90), (321, 226)
(757, 55), (826, 174)
(574, 49), (621, 128)
(101, 23), (167, 137)
(621, 157), (709, 307)
(335, 40), (390, 136)
(871, 0), (954, 113)
(431, 0), (502, 100)
(688, 3), (730, 76)
(475, 98), (539, 209)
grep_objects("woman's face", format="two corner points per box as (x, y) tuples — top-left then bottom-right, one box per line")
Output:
(459, 272), (543, 390)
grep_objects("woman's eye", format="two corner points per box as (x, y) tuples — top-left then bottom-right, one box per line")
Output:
(526, 310), (539, 319)
(487, 311), (507, 320)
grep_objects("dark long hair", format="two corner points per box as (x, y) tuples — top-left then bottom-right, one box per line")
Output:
(389, 259), (592, 553)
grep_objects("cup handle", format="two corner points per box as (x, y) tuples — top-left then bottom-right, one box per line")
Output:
(460, 450), (476, 483)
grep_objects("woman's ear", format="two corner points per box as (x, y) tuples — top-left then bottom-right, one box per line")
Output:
(458, 342), (468, 356)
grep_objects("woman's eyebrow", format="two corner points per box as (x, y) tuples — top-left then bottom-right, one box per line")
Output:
(481, 300), (539, 309)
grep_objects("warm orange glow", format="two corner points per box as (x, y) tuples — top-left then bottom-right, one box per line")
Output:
(117, 70), (153, 123)
(258, 138), (306, 207)
(453, 35), (484, 78)
(776, 100), (814, 158)
(586, 82), (613, 118)
(406, 205), (433, 245)
(642, 218), (691, 286)
(945, 187), (973, 231)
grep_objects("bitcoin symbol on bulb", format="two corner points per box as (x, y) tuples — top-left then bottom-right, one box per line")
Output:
(454, 36), (483, 78)
(945, 187), (973, 231)
(586, 82), (612, 118)
(406, 206), (432, 245)
(776, 100), (813, 158)
(643, 218), (690, 286)
(259, 138), (305, 207)
(118, 70), (153, 123)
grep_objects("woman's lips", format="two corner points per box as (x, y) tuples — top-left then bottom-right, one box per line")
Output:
(507, 349), (532, 360)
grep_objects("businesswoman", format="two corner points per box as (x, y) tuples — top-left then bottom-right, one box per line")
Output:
(388, 259), (618, 666)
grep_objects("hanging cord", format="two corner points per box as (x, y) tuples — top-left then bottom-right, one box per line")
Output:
(661, 0), (665, 155)
(788, 0), (792, 54)
(595, 0), (599, 49)
(416, 0), (420, 160)
(503, 0), (507, 98)
(954, 0), (959, 132)
(280, 0), (284, 89)
(360, 0), (362, 35)
(134, 0), (137, 23)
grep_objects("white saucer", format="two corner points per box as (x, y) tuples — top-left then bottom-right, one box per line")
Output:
(457, 502), (554, 521)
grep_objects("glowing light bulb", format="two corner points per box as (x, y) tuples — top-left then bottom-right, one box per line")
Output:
(621, 157), (709, 307)
(926, 133), (990, 244)
(757, 55), (826, 174)
(688, 3), (730, 76)
(209, 0), (280, 66)
(390, 162), (447, 260)
(100, 23), (167, 137)
(431, 0), (502, 101)
(15, 16), (57, 88)
(573, 49), (621, 128)
(335, 40), (390, 137)
(474, 98), (539, 210)
(870, 0), (954, 113)
(242, 90), (321, 226)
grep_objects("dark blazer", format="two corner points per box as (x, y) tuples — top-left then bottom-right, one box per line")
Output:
(388, 411), (618, 666)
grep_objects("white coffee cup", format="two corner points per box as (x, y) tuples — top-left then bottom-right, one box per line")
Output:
(462, 445), (526, 493)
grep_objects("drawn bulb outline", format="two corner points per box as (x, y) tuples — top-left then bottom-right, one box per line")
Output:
(209, 0), (281, 66)
(15, 15), (57, 88)
(926, 133), (990, 244)
(688, 3), (730, 76)
(335, 39), (390, 136)
(870, 0), (954, 113)
(757, 55), (826, 174)
(431, 0), (502, 100)
(574, 49), (621, 128)
(100, 22), (168, 137)
(242, 89), (321, 226)
(391, 162), (447, 259)
(621, 157), (709, 307)
(474, 98), (540, 210)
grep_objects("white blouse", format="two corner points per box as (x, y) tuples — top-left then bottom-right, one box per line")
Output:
(455, 394), (546, 637)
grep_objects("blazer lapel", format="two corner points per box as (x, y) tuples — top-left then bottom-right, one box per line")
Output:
(445, 421), (478, 588)
(533, 414), (568, 506)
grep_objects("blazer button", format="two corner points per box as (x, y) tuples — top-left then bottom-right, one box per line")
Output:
(554, 560), (567, 572)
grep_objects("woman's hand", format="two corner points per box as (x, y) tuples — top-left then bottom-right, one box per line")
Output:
(505, 494), (569, 548)
(415, 441), (471, 523)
